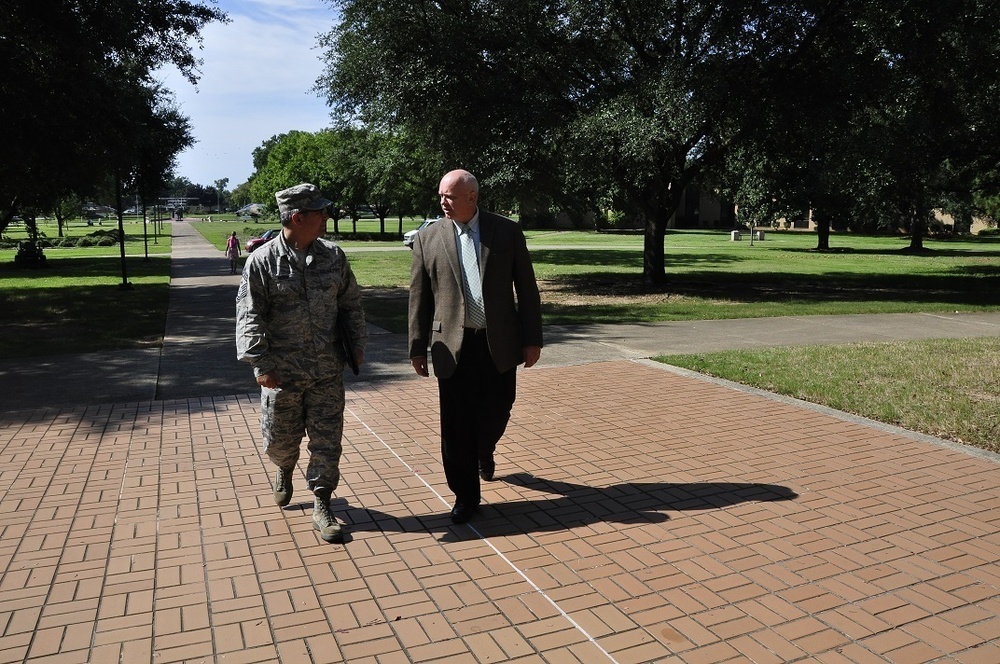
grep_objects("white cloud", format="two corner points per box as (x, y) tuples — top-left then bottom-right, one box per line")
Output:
(158, 0), (338, 187)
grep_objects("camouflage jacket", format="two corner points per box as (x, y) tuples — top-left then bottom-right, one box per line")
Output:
(236, 232), (367, 379)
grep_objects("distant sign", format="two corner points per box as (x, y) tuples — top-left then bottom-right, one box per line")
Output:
(160, 197), (195, 209)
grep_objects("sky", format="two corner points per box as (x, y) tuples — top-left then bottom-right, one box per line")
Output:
(157, 0), (338, 188)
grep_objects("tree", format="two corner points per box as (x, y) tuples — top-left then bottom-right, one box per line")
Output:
(319, 0), (838, 284)
(865, 1), (1000, 250)
(360, 129), (440, 236)
(243, 126), (436, 236)
(247, 131), (339, 213)
(321, 0), (1000, 276)
(129, 87), (196, 212)
(246, 129), (364, 233)
(718, 3), (892, 250)
(708, 1), (1000, 250)
(213, 178), (230, 212)
(0, 0), (227, 233)
(229, 181), (254, 209)
(317, 0), (566, 213)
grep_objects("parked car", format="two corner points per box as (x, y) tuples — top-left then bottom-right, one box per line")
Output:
(246, 229), (280, 253)
(403, 219), (438, 248)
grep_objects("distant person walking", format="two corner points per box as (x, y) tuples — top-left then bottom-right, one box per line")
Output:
(225, 231), (241, 274)
(408, 169), (543, 524)
(236, 183), (368, 544)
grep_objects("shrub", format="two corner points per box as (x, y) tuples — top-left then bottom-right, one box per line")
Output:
(597, 210), (635, 231)
(89, 229), (120, 241)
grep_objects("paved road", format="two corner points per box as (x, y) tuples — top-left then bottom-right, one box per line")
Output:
(3, 219), (999, 411)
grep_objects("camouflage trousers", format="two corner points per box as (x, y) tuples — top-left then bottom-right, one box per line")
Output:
(260, 372), (345, 495)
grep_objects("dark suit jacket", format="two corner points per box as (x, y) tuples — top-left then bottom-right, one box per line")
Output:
(408, 210), (543, 378)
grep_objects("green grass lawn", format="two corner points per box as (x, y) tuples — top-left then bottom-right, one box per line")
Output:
(7, 226), (997, 348)
(332, 229), (1000, 330)
(189, 216), (427, 251)
(1, 216), (171, 255)
(658, 336), (1000, 452)
(0, 255), (170, 358)
(185, 224), (1000, 332)
(0, 217), (172, 357)
(4, 223), (998, 453)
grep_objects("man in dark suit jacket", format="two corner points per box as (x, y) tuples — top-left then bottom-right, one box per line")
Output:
(409, 169), (543, 523)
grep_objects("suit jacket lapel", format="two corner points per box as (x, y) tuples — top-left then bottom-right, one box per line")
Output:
(478, 213), (494, 277)
(442, 219), (462, 285)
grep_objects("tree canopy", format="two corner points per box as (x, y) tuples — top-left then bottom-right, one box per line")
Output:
(722, 0), (1000, 250)
(0, 0), (228, 230)
(319, 0), (1000, 281)
(245, 127), (439, 235)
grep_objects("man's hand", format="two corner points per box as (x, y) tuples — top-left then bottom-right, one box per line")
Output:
(411, 356), (429, 377)
(256, 373), (281, 389)
(523, 345), (541, 368)
(354, 348), (365, 368)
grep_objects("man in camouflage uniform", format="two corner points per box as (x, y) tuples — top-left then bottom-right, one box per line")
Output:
(236, 183), (367, 543)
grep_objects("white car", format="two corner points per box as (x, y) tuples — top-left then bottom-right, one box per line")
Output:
(403, 219), (438, 248)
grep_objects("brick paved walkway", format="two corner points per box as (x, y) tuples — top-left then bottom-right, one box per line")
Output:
(3, 358), (1000, 663)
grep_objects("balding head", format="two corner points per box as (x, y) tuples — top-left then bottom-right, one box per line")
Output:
(438, 169), (479, 223)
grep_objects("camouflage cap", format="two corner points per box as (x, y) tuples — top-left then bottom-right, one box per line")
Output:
(275, 183), (332, 216)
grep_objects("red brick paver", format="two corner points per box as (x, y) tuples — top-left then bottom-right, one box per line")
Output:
(2, 360), (999, 663)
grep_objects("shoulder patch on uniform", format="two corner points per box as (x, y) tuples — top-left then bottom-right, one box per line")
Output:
(237, 278), (249, 301)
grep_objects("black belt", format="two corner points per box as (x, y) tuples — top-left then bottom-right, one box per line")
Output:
(463, 327), (487, 335)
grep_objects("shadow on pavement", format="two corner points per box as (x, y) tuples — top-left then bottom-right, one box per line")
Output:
(326, 473), (798, 542)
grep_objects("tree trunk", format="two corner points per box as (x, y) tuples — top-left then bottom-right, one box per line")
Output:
(26, 214), (39, 243)
(908, 213), (926, 251)
(140, 195), (150, 259)
(908, 199), (928, 252)
(643, 214), (666, 286)
(517, 198), (550, 230)
(640, 183), (683, 286)
(955, 209), (972, 234)
(814, 213), (831, 251)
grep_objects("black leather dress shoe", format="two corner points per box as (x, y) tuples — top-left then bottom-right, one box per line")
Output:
(479, 459), (495, 482)
(450, 501), (478, 524)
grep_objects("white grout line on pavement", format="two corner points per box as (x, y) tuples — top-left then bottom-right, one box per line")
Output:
(345, 404), (621, 664)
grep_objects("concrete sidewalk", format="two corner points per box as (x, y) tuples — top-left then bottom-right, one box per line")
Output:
(2, 220), (1000, 663)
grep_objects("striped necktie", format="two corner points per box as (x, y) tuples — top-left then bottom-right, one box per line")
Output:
(459, 225), (486, 328)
